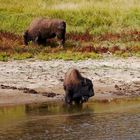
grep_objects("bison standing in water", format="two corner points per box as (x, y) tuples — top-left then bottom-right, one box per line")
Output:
(23, 18), (66, 46)
(63, 69), (94, 105)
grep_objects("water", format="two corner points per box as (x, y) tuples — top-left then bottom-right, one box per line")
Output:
(0, 98), (140, 140)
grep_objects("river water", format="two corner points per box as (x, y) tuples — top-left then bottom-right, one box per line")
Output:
(0, 98), (140, 140)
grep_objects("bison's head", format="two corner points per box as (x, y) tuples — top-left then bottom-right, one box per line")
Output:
(73, 78), (94, 102)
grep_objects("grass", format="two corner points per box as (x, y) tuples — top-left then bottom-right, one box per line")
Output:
(0, 0), (140, 61)
(12, 53), (33, 60)
(37, 51), (101, 61)
(0, 52), (9, 61)
(0, 30), (140, 61)
(0, 0), (140, 34)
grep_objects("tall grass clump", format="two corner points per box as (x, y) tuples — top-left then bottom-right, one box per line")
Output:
(0, 52), (9, 61)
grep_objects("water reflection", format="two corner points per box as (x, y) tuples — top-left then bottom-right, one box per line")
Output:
(25, 102), (94, 116)
(0, 106), (26, 126)
(0, 98), (140, 140)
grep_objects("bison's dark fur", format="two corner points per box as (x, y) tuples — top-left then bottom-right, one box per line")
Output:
(63, 69), (94, 105)
(23, 18), (66, 46)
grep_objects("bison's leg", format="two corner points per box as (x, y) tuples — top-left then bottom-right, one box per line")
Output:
(56, 29), (65, 46)
(37, 38), (47, 46)
(35, 32), (47, 46)
(61, 29), (66, 45)
(74, 97), (82, 105)
(65, 89), (73, 105)
(49, 33), (56, 38)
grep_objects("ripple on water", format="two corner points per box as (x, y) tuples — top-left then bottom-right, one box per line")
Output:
(0, 98), (140, 140)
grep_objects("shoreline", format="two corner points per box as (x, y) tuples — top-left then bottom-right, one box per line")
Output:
(0, 88), (139, 107)
(0, 57), (140, 107)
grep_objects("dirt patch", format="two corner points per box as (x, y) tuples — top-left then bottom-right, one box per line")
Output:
(0, 84), (59, 97)
(67, 30), (140, 42)
(1, 84), (38, 94)
(113, 81), (140, 97)
(97, 31), (140, 42)
(67, 31), (93, 42)
(0, 31), (140, 54)
(0, 31), (23, 52)
(0, 31), (22, 42)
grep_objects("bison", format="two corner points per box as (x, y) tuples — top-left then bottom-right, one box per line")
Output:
(23, 18), (66, 46)
(63, 69), (94, 105)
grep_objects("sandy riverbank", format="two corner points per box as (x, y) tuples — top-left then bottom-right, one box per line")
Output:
(0, 57), (140, 106)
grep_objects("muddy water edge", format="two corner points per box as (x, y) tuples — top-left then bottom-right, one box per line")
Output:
(0, 98), (140, 140)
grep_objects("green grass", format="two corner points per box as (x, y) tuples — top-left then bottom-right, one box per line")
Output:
(0, 0), (139, 61)
(36, 51), (101, 61)
(0, 51), (101, 61)
(0, 0), (140, 34)
(12, 52), (33, 60)
(0, 52), (9, 61)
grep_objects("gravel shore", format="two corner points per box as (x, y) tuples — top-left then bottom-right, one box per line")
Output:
(0, 57), (140, 106)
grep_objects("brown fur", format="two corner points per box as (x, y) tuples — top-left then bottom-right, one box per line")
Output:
(64, 69), (84, 88)
(24, 18), (66, 46)
(63, 69), (94, 105)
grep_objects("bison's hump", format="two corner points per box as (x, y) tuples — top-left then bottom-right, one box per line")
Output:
(27, 18), (66, 33)
(64, 68), (83, 87)
(29, 18), (65, 27)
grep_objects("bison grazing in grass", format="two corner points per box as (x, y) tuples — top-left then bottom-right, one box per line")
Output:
(23, 18), (66, 46)
(63, 69), (94, 105)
